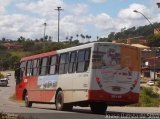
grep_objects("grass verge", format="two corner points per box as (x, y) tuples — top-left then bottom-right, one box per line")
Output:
(132, 87), (160, 107)
(9, 93), (23, 103)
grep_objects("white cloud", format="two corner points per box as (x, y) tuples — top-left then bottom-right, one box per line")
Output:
(116, 3), (158, 31)
(94, 13), (114, 30)
(16, 0), (64, 17)
(0, 14), (45, 39)
(118, 3), (149, 19)
(0, 0), (11, 14)
(90, 0), (107, 3)
(59, 12), (114, 40)
(0, 0), (159, 41)
(67, 3), (88, 15)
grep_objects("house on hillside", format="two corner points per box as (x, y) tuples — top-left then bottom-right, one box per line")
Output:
(129, 44), (160, 79)
(154, 27), (160, 35)
(127, 36), (148, 45)
(3, 43), (22, 50)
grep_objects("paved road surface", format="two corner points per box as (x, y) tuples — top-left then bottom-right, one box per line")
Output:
(0, 71), (160, 119)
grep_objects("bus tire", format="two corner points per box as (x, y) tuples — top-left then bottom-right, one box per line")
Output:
(25, 92), (32, 108)
(90, 102), (107, 114)
(55, 91), (64, 111)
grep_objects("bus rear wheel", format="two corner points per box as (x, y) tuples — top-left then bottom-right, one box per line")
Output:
(90, 102), (107, 114)
(55, 91), (73, 111)
(25, 92), (32, 108)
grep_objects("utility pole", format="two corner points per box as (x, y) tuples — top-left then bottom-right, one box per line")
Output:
(157, 3), (160, 8)
(55, 6), (63, 43)
(43, 22), (47, 41)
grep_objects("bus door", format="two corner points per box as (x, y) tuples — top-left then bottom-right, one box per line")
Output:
(72, 48), (91, 102)
(15, 61), (26, 100)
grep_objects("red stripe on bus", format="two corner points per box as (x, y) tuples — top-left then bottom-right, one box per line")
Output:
(29, 90), (55, 102)
(88, 90), (139, 103)
(21, 51), (57, 61)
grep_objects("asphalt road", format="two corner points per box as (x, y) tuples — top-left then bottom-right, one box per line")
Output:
(0, 71), (160, 119)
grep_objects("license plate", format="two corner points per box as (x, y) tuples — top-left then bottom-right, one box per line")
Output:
(112, 86), (121, 91)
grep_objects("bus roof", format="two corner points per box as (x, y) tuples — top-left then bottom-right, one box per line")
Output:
(21, 51), (57, 61)
(20, 43), (96, 62)
(20, 42), (136, 62)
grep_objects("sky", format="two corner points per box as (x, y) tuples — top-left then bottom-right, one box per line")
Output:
(0, 0), (160, 42)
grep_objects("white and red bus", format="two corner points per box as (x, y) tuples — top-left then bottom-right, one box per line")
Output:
(15, 42), (141, 114)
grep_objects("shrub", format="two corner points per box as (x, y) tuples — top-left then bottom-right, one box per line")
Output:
(156, 80), (160, 88)
(0, 72), (4, 79)
(136, 87), (160, 107)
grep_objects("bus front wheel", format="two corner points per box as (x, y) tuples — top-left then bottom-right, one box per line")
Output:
(90, 102), (107, 114)
(25, 92), (32, 108)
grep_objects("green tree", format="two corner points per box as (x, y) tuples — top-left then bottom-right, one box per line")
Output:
(22, 40), (35, 51)
(148, 34), (160, 47)
(0, 44), (7, 51)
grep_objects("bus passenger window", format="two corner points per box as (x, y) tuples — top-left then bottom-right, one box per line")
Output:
(84, 49), (91, 71)
(26, 60), (33, 76)
(16, 61), (26, 84)
(32, 59), (39, 76)
(64, 53), (69, 73)
(77, 49), (91, 72)
(77, 50), (85, 72)
(20, 62), (26, 77)
(68, 51), (77, 73)
(49, 55), (57, 74)
(59, 53), (69, 74)
(39, 57), (48, 75)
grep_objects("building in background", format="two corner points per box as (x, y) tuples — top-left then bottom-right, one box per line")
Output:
(154, 28), (160, 35)
(3, 43), (22, 50)
(127, 36), (148, 45)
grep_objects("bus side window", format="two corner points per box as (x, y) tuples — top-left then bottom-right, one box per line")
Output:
(49, 55), (57, 74)
(20, 62), (26, 77)
(65, 53), (69, 73)
(32, 59), (39, 76)
(84, 48), (91, 71)
(39, 57), (48, 76)
(16, 61), (26, 84)
(26, 60), (33, 76)
(77, 48), (91, 72)
(59, 53), (69, 74)
(68, 51), (77, 73)
(77, 50), (85, 72)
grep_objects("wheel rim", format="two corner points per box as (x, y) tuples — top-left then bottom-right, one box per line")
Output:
(56, 92), (64, 110)
(25, 94), (29, 106)
(57, 94), (62, 108)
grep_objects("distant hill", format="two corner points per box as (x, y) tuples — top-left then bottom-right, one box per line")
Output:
(99, 22), (160, 43)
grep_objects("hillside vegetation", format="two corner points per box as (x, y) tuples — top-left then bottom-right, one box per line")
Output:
(99, 22), (160, 47)
(0, 23), (160, 70)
